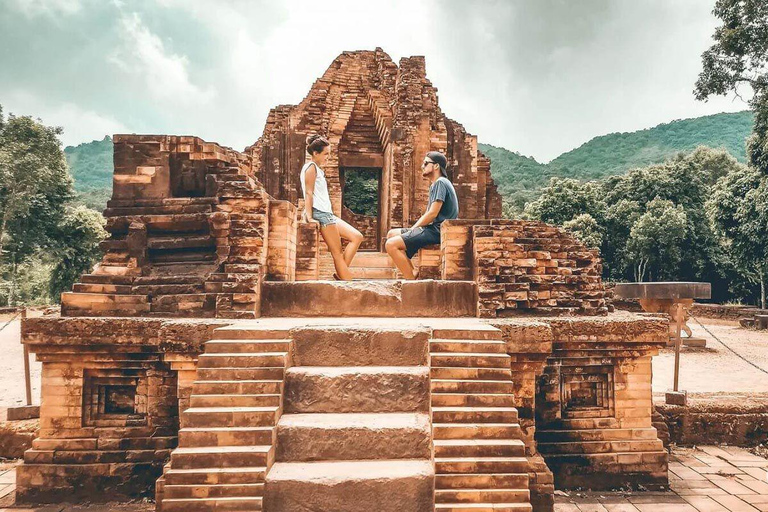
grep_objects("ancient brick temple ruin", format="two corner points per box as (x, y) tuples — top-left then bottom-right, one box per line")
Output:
(18, 49), (669, 512)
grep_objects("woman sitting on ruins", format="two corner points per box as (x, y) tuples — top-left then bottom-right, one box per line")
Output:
(300, 134), (364, 280)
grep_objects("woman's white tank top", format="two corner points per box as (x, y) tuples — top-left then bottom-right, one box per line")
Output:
(300, 161), (333, 213)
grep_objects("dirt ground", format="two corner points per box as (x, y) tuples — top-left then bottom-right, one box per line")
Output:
(652, 317), (768, 397)
(0, 313), (42, 409)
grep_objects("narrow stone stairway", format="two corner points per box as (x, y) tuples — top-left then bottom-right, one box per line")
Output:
(264, 325), (435, 512)
(430, 326), (532, 512)
(157, 326), (292, 512)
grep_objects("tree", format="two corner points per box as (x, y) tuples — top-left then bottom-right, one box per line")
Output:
(708, 165), (768, 307)
(523, 177), (603, 225)
(563, 213), (603, 249)
(48, 205), (107, 301)
(0, 112), (74, 303)
(696, 0), (768, 174)
(625, 198), (688, 282)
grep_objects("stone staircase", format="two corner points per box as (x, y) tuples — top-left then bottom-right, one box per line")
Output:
(156, 325), (293, 511)
(430, 326), (532, 512)
(349, 251), (397, 279)
(156, 317), (536, 511)
(263, 325), (434, 512)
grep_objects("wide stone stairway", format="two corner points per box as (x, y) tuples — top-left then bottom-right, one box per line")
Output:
(265, 325), (434, 512)
(156, 313), (532, 512)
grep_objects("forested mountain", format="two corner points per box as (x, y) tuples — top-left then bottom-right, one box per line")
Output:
(65, 111), (754, 214)
(481, 110), (754, 212)
(64, 135), (113, 210)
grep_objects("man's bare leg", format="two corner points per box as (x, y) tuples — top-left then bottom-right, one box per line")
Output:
(385, 235), (416, 280)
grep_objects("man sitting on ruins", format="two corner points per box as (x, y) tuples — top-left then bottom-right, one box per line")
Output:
(385, 151), (459, 279)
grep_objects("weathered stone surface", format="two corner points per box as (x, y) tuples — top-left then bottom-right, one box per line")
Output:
(262, 280), (477, 317)
(276, 412), (431, 461)
(284, 366), (430, 413)
(290, 326), (429, 366)
(264, 460), (434, 512)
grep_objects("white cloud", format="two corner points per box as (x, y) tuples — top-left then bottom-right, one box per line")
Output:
(7, 0), (83, 17)
(110, 12), (215, 105)
(3, 90), (130, 147)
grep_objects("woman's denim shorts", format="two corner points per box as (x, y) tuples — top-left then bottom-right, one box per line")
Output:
(312, 208), (337, 227)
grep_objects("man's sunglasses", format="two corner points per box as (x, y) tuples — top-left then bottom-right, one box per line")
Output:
(421, 160), (435, 167)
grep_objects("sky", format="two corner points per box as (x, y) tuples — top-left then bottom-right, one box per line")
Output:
(0, 0), (749, 163)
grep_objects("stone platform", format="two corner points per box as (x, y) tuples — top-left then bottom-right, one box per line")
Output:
(17, 311), (669, 511)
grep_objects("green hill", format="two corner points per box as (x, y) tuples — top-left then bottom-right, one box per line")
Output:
(481, 110), (754, 212)
(64, 135), (113, 211)
(65, 112), (755, 214)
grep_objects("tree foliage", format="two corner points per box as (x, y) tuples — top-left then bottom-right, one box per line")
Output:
(343, 169), (379, 217)
(0, 105), (107, 305)
(525, 147), (748, 302)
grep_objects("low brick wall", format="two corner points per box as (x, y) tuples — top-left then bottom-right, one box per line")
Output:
(654, 395), (768, 447)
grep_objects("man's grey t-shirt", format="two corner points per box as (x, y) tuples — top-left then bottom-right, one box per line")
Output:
(428, 176), (459, 227)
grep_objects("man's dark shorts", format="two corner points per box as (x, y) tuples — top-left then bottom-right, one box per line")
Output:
(400, 224), (441, 259)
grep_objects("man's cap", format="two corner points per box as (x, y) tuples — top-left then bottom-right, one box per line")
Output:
(426, 151), (449, 177)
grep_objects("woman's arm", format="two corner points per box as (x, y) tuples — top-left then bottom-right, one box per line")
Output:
(302, 164), (319, 223)
(411, 200), (443, 229)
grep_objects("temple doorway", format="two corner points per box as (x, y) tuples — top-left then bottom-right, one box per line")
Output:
(341, 167), (382, 251)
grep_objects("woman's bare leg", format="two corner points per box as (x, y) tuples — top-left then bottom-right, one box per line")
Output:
(335, 218), (364, 266)
(320, 223), (353, 280)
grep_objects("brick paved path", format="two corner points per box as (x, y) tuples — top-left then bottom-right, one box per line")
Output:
(0, 445), (765, 511)
(557, 446), (768, 512)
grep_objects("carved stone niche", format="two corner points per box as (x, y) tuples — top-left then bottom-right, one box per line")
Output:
(560, 367), (614, 419)
(83, 369), (148, 427)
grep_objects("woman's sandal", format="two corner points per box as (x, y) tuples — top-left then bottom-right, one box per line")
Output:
(333, 273), (341, 281)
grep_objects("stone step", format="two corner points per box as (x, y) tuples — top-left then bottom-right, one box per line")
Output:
(435, 473), (529, 489)
(205, 339), (292, 353)
(193, 380), (282, 395)
(291, 326), (429, 367)
(170, 445), (274, 469)
(147, 235), (215, 250)
(212, 326), (291, 340)
(72, 283), (133, 294)
(431, 367), (512, 380)
(431, 354), (511, 369)
(161, 496), (262, 512)
(432, 407), (519, 424)
(537, 439), (664, 455)
(434, 439), (526, 458)
(535, 427), (659, 443)
(430, 340), (508, 353)
(261, 280), (476, 317)
(350, 251), (395, 268)
(197, 352), (289, 369)
(284, 366), (429, 413)
(164, 467), (266, 486)
(432, 380), (514, 394)
(179, 427), (274, 447)
(189, 394), (281, 408)
(349, 267), (397, 279)
(276, 413), (431, 461)
(163, 483), (264, 499)
(434, 423), (523, 440)
(432, 328), (503, 341)
(435, 457), (529, 474)
(435, 503), (532, 512)
(264, 460), (434, 512)
(432, 393), (515, 408)
(183, 407), (280, 428)
(435, 488), (530, 504)
(196, 367), (285, 381)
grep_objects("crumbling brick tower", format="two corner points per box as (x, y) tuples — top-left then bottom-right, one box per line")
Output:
(246, 48), (501, 252)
